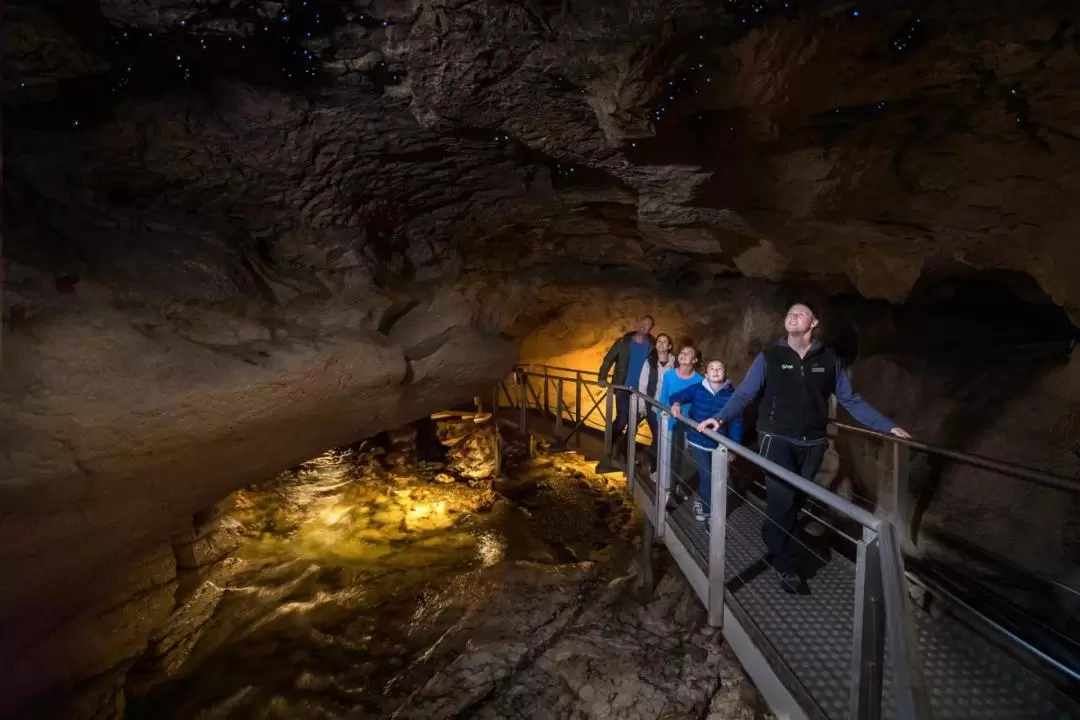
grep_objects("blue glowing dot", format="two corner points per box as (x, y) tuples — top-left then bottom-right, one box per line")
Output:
(851, 10), (860, 17)
(631, 142), (637, 148)
(282, 14), (290, 22)
(19, 81), (26, 88)
(180, 19), (187, 26)
(176, 54), (182, 61)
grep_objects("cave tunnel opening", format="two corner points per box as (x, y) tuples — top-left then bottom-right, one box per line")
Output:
(899, 268), (1076, 353)
(821, 268), (1076, 366)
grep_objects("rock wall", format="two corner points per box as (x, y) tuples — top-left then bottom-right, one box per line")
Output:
(4, 0), (1080, 716)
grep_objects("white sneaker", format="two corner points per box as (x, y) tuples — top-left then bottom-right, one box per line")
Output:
(692, 499), (705, 522)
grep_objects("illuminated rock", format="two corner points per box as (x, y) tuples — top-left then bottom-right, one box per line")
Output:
(445, 425), (498, 482)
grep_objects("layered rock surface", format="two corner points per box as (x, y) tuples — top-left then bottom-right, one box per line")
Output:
(3, 0), (1080, 716)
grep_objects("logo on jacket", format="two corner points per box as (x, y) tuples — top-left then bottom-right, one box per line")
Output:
(812, 366), (825, 373)
(781, 364), (794, 370)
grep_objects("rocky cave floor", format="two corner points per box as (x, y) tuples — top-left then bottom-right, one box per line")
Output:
(116, 417), (767, 720)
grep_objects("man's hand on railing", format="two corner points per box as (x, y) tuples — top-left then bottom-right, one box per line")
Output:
(890, 427), (912, 440)
(697, 418), (721, 433)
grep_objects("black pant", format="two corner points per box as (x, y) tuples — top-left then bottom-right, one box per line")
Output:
(610, 389), (633, 452)
(759, 433), (827, 576)
(644, 411), (659, 470)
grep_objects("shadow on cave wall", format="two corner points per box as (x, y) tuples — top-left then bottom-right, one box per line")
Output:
(819, 270), (1078, 629)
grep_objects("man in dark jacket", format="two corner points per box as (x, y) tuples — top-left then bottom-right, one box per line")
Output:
(597, 315), (655, 466)
(698, 302), (910, 594)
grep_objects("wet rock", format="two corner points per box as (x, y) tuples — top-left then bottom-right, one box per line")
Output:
(11, 544), (180, 719)
(173, 517), (243, 570)
(433, 472), (457, 484)
(384, 451), (409, 468)
(388, 424), (418, 448)
(393, 567), (757, 720)
(126, 579), (227, 697)
(435, 416), (477, 448)
(445, 425), (498, 481)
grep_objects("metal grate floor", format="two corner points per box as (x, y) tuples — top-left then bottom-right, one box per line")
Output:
(664, 499), (1079, 720)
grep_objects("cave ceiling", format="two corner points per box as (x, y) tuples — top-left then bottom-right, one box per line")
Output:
(4, 0), (1080, 323)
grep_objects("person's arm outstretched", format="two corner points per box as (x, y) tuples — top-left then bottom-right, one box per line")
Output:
(834, 362), (910, 439)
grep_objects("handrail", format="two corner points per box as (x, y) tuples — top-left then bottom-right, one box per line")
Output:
(499, 365), (1078, 718)
(518, 363), (1080, 496)
(833, 421), (1080, 494)
(502, 368), (920, 719)
(632, 388), (882, 531)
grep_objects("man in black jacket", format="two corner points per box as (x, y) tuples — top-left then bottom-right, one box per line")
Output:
(597, 315), (655, 467)
(699, 302), (910, 594)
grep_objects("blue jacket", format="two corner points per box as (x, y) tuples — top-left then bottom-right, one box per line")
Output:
(670, 379), (743, 450)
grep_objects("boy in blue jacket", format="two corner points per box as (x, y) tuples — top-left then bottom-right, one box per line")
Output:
(670, 360), (743, 524)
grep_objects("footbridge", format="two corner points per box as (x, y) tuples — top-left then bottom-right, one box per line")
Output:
(491, 364), (1080, 720)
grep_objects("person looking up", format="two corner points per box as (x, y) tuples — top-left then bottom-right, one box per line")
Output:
(637, 333), (675, 469)
(670, 360), (743, 525)
(697, 301), (910, 594)
(654, 344), (702, 495)
(597, 315), (655, 466)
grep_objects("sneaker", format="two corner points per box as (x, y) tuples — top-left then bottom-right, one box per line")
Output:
(692, 499), (705, 522)
(776, 570), (810, 595)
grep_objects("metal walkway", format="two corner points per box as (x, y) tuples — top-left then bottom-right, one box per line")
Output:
(493, 366), (1080, 720)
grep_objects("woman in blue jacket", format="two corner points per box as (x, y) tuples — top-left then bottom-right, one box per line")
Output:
(670, 359), (743, 524)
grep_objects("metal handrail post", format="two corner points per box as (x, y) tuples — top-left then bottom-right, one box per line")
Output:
(892, 442), (916, 555)
(603, 388), (614, 458)
(655, 411), (671, 539)
(880, 523), (933, 720)
(850, 525), (885, 720)
(626, 394), (638, 491)
(707, 446), (729, 628)
(543, 369), (550, 419)
(518, 373), (527, 430)
(574, 372), (583, 448)
(555, 377), (564, 435)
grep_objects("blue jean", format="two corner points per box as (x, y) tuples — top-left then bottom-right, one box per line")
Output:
(691, 445), (714, 514)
